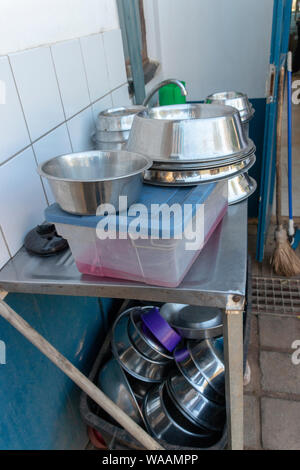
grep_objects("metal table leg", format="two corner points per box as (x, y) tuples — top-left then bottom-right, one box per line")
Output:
(223, 304), (244, 450)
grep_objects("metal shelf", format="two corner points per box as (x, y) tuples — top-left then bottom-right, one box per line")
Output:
(0, 201), (248, 450)
(0, 202), (247, 310)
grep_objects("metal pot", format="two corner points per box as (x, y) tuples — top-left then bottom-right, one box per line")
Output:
(38, 150), (152, 215)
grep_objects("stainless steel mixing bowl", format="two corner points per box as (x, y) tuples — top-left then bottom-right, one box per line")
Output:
(167, 372), (226, 432)
(128, 307), (173, 362)
(111, 312), (173, 383)
(94, 129), (131, 142)
(127, 103), (254, 164)
(38, 150), (152, 215)
(143, 382), (219, 447)
(96, 106), (146, 131)
(228, 173), (257, 205)
(98, 358), (145, 427)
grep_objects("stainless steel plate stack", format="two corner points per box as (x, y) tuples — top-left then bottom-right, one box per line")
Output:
(93, 105), (146, 151)
(206, 91), (257, 204)
(127, 103), (257, 204)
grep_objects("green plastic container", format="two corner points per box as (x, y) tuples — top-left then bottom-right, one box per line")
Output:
(159, 81), (186, 106)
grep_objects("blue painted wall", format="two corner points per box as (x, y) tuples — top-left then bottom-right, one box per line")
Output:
(0, 293), (113, 450)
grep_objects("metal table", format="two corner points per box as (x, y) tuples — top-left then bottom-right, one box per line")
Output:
(0, 201), (248, 450)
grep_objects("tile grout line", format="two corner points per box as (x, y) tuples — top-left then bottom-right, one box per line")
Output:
(0, 224), (12, 258)
(0, 83), (128, 168)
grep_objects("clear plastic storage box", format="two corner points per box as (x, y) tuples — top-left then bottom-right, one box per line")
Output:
(45, 182), (228, 287)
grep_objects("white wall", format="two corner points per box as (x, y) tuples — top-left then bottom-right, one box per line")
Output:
(0, 0), (119, 55)
(0, 1), (131, 269)
(144, 0), (274, 100)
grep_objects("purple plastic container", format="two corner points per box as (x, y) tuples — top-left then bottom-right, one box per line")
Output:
(141, 307), (182, 352)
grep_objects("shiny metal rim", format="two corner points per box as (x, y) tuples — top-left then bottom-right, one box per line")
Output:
(228, 175), (257, 205)
(96, 105), (146, 131)
(144, 154), (256, 186)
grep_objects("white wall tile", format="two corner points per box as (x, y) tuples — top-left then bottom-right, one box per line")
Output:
(0, 147), (47, 256)
(0, 229), (10, 269)
(51, 39), (90, 119)
(92, 94), (113, 125)
(111, 84), (132, 107)
(0, 57), (30, 164)
(9, 47), (65, 141)
(103, 29), (127, 90)
(67, 107), (95, 152)
(33, 124), (72, 204)
(80, 34), (110, 102)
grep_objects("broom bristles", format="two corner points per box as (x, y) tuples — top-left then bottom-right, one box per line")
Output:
(271, 225), (300, 277)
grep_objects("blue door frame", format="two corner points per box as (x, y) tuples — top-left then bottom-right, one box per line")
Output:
(256, 0), (292, 261)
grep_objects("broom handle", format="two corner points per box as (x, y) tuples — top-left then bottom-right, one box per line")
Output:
(276, 66), (286, 227)
(0, 299), (164, 451)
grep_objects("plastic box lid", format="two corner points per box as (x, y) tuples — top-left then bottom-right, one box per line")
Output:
(45, 183), (217, 237)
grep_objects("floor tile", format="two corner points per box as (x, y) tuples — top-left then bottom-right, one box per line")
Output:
(259, 315), (300, 350)
(261, 397), (300, 450)
(260, 350), (300, 395)
(244, 395), (261, 449)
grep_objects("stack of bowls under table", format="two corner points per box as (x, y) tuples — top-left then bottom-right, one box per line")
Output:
(205, 91), (256, 204)
(93, 105), (146, 151)
(127, 103), (257, 205)
(96, 304), (226, 448)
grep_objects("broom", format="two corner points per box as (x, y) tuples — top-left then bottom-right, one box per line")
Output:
(271, 65), (300, 276)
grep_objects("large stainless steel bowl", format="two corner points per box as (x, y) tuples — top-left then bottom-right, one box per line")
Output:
(127, 103), (254, 164)
(38, 150), (152, 215)
(112, 312), (173, 383)
(96, 106), (146, 131)
(98, 358), (146, 427)
(167, 373), (226, 431)
(206, 91), (254, 123)
(143, 382), (218, 447)
(228, 173), (257, 205)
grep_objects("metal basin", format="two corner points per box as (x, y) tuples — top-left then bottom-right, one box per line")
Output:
(189, 338), (225, 396)
(98, 358), (145, 427)
(38, 150), (152, 215)
(167, 372), (226, 431)
(94, 129), (130, 142)
(96, 106), (146, 131)
(143, 382), (218, 447)
(111, 312), (173, 383)
(228, 173), (257, 205)
(93, 138), (127, 151)
(128, 307), (173, 361)
(144, 154), (256, 186)
(127, 103), (253, 164)
(206, 91), (255, 123)
(160, 303), (223, 339)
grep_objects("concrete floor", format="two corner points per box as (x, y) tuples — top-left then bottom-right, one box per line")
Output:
(245, 222), (300, 450)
